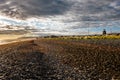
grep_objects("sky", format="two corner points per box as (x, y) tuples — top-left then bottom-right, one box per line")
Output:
(0, 0), (120, 35)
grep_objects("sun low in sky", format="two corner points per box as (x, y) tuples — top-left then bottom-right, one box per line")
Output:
(0, 0), (120, 35)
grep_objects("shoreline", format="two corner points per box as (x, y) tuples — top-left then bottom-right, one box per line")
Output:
(0, 38), (36, 45)
(0, 34), (36, 45)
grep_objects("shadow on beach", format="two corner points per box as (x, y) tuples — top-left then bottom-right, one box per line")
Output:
(0, 41), (54, 80)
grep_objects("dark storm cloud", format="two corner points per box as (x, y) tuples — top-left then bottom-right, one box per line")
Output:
(0, 0), (120, 32)
(0, 0), (120, 21)
(0, 0), (70, 19)
(64, 0), (120, 21)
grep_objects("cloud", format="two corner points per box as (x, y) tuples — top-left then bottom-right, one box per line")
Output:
(0, 0), (120, 35)
(0, 0), (120, 21)
(0, 0), (70, 19)
(65, 0), (120, 21)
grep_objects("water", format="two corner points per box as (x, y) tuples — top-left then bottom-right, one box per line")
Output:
(0, 40), (9, 45)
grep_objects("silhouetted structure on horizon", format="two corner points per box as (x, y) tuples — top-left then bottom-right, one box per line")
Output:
(103, 29), (106, 35)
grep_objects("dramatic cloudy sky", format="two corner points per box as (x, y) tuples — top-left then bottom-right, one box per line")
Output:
(0, 0), (120, 35)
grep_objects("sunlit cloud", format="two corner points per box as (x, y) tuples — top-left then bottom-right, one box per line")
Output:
(0, 0), (120, 35)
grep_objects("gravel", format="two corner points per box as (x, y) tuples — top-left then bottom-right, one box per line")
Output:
(0, 52), (83, 80)
(0, 42), (82, 80)
(0, 40), (119, 80)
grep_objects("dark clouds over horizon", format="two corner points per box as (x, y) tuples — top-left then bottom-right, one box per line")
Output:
(0, 0), (120, 35)
(0, 0), (120, 21)
(0, 0), (71, 19)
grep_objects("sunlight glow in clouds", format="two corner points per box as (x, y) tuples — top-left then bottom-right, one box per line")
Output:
(0, 0), (120, 35)
(0, 15), (120, 35)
